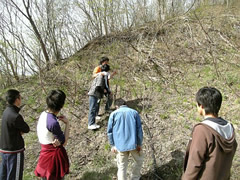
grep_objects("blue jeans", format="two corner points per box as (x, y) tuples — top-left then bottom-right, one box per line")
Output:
(88, 96), (100, 126)
(0, 152), (24, 180)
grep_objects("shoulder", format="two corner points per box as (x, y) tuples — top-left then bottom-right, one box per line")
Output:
(123, 107), (140, 117)
(3, 106), (19, 119)
(46, 113), (59, 128)
(127, 107), (139, 115)
(93, 66), (101, 74)
(192, 123), (213, 139)
(193, 123), (210, 133)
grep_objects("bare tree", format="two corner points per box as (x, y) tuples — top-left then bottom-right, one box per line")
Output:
(8, 0), (50, 70)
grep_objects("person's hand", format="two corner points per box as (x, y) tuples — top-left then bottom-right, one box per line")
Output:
(112, 71), (117, 76)
(58, 115), (69, 124)
(136, 145), (141, 152)
(111, 146), (117, 153)
(52, 139), (61, 147)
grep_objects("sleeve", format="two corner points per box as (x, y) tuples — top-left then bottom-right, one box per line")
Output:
(93, 66), (101, 75)
(14, 115), (30, 133)
(136, 113), (143, 146)
(182, 125), (208, 180)
(47, 120), (65, 144)
(107, 113), (115, 146)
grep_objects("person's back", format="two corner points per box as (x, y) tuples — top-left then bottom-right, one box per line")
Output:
(88, 64), (110, 98)
(0, 105), (29, 151)
(110, 105), (141, 152)
(107, 98), (144, 180)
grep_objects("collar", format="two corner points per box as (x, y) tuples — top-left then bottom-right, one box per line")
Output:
(204, 117), (228, 126)
(7, 104), (20, 113)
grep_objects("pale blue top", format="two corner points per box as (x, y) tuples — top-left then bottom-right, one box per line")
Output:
(107, 105), (143, 152)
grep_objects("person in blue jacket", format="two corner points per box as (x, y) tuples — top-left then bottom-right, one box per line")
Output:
(107, 98), (144, 180)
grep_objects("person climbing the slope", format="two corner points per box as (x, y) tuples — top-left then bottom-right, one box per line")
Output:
(92, 56), (116, 117)
(88, 64), (111, 130)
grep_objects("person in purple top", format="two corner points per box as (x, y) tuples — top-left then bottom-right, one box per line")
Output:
(35, 90), (70, 180)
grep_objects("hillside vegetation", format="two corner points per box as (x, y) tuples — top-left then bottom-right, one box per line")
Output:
(0, 4), (240, 180)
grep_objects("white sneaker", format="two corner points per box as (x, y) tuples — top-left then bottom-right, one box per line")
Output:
(96, 116), (101, 120)
(88, 124), (100, 130)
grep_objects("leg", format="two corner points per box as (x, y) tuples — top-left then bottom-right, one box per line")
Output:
(105, 93), (113, 111)
(96, 98), (101, 116)
(117, 151), (129, 180)
(0, 153), (7, 180)
(88, 96), (98, 126)
(5, 152), (24, 180)
(130, 150), (144, 180)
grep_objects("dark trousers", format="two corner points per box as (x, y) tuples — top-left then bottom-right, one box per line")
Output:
(0, 152), (24, 180)
(104, 93), (113, 111)
(97, 93), (113, 114)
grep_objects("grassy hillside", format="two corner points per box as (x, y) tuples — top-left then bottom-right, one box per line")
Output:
(0, 4), (240, 180)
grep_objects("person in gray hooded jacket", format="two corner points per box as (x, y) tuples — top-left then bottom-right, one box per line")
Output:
(87, 64), (110, 130)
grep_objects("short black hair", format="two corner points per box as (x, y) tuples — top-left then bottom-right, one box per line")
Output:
(99, 56), (109, 65)
(101, 64), (110, 72)
(114, 98), (126, 107)
(46, 90), (66, 112)
(6, 89), (20, 105)
(196, 87), (222, 116)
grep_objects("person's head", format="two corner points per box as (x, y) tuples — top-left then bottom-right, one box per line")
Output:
(46, 90), (66, 113)
(6, 89), (21, 107)
(99, 56), (109, 65)
(114, 98), (126, 108)
(196, 87), (222, 117)
(101, 64), (110, 72)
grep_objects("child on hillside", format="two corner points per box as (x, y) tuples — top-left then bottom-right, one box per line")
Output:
(182, 87), (237, 180)
(34, 90), (70, 180)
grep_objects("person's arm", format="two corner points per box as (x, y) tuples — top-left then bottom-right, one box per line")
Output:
(108, 71), (117, 79)
(15, 115), (30, 134)
(182, 125), (208, 180)
(58, 115), (70, 146)
(92, 66), (104, 78)
(107, 113), (115, 147)
(47, 117), (66, 145)
(136, 113), (143, 152)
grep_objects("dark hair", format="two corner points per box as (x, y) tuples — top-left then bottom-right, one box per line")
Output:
(114, 98), (126, 107)
(101, 64), (110, 72)
(6, 89), (20, 105)
(99, 56), (109, 65)
(46, 90), (66, 112)
(196, 87), (222, 116)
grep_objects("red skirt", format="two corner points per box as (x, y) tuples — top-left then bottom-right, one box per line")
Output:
(34, 144), (69, 180)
